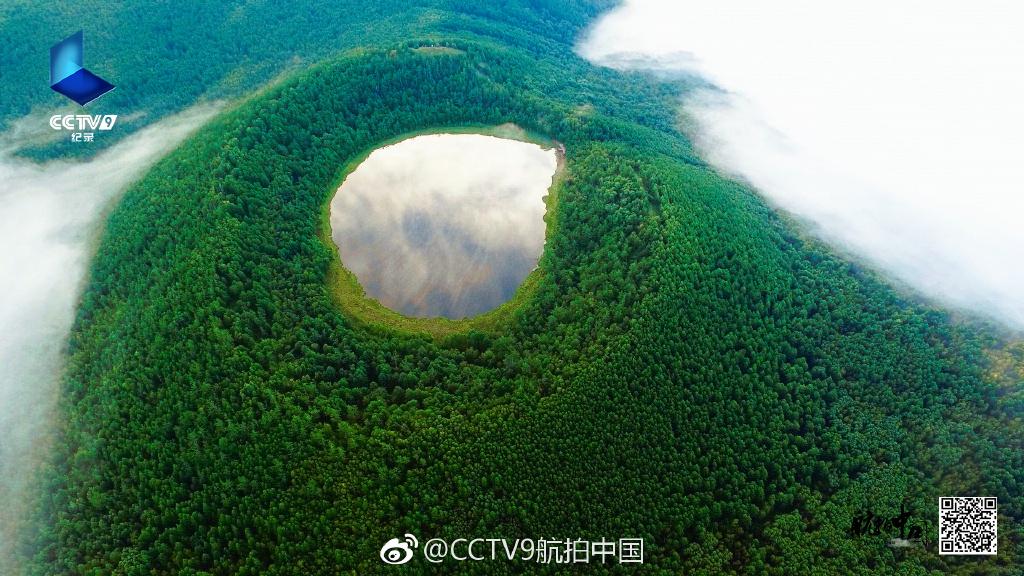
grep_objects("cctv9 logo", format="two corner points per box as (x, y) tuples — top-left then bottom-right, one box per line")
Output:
(380, 534), (418, 565)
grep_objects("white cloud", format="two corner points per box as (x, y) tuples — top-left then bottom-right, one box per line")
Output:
(579, 0), (1024, 329)
(0, 102), (220, 573)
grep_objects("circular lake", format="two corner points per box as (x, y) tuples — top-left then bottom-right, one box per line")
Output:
(329, 133), (559, 319)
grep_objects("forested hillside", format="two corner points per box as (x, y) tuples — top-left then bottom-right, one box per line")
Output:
(10, 1), (1022, 575)
(0, 0), (611, 158)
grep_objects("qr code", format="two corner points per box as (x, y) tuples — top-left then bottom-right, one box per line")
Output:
(939, 497), (997, 555)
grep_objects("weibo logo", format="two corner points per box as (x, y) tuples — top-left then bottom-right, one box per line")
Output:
(50, 31), (115, 106)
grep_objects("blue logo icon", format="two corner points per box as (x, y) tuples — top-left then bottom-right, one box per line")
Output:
(50, 31), (114, 106)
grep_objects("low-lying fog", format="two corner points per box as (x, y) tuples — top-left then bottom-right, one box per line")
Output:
(0, 103), (219, 573)
(330, 133), (557, 318)
(580, 0), (1024, 330)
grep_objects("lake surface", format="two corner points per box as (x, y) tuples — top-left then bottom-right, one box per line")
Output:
(329, 133), (558, 319)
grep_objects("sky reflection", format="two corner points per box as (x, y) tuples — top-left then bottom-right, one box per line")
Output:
(329, 133), (557, 318)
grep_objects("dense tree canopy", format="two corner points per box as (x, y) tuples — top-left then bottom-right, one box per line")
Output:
(8, 2), (1021, 575)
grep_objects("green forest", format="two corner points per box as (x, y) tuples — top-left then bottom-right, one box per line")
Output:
(4, 1), (1021, 574)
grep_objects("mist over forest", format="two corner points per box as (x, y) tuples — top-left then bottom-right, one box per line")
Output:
(0, 1), (1020, 573)
(580, 0), (1024, 330)
(0, 104), (218, 572)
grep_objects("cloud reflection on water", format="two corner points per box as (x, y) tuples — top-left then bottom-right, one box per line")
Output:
(330, 133), (557, 318)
